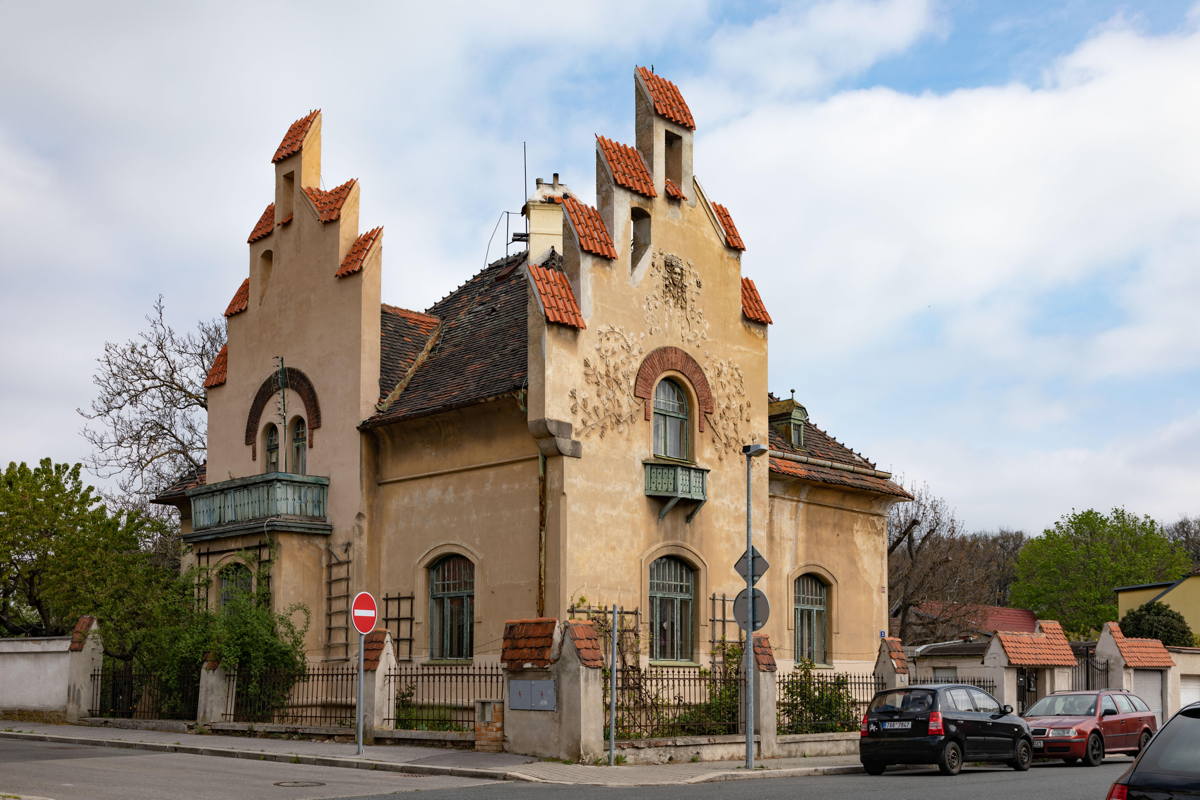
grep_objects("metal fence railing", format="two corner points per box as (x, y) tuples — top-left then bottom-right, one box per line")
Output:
(89, 665), (200, 721)
(909, 674), (998, 696)
(224, 664), (357, 727)
(605, 665), (743, 739)
(777, 670), (882, 734)
(385, 663), (504, 731)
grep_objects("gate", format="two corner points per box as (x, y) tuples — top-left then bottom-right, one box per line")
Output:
(1016, 667), (1037, 713)
(1071, 652), (1110, 691)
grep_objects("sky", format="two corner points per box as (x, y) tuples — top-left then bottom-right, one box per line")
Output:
(1, 0), (1197, 535)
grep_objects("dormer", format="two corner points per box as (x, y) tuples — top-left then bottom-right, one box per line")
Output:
(634, 66), (694, 199)
(769, 395), (809, 450)
(271, 110), (321, 227)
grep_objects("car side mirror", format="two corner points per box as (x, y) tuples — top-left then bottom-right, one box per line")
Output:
(1001, 704), (1014, 715)
(1102, 708), (1117, 717)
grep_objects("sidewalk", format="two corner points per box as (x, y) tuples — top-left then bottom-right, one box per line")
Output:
(0, 720), (866, 786)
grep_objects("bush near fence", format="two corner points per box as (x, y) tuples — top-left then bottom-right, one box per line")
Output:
(386, 663), (504, 732)
(225, 663), (354, 727)
(90, 662), (200, 721)
(777, 662), (879, 734)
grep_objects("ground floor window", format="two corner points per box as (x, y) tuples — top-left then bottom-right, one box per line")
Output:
(429, 555), (473, 659)
(649, 556), (695, 661)
(794, 574), (829, 664)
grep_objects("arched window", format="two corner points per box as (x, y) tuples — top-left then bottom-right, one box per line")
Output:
(653, 379), (689, 460)
(430, 556), (474, 660)
(290, 417), (307, 475)
(631, 207), (651, 269)
(264, 423), (280, 473)
(219, 562), (253, 609)
(794, 574), (829, 664)
(649, 556), (695, 661)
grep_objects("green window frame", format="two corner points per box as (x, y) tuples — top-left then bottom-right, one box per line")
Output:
(794, 574), (829, 664)
(649, 556), (695, 661)
(290, 417), (307, 475)
(652, 379), (689, 461)
(264, 423), (280, 473)
(429, 555), (474, 660)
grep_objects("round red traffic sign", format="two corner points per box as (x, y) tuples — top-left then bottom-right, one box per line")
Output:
(351, 591), (378, 636)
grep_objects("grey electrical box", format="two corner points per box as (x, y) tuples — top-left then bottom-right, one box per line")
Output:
(508, 679), (556, 711)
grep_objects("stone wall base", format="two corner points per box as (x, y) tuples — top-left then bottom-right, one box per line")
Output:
(610, 731), (857, 764)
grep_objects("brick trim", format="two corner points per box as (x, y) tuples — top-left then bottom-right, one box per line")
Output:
(244, 367), (322, 454)
(633, 346), (714, 432)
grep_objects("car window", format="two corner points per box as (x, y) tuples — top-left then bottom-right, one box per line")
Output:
(1102, 695), (1118, 714)
(1129, 695), (1150, 713)
(1113, 694), (1135, 714)
(969, 688), (1000, 713)
(1133, 708), (1200, 775)
(945, 688), (974, 712)
(869, 689), (936, 713)
(1025, 694), (1096, 716)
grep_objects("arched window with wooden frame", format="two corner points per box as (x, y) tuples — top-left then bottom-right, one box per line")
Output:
(429, 555), (474, 660)
(289, 416), (307, 475)
(649, 555), (696, 662)
(794, 574), (830, 665)
(219, 562), (253, 609)
(653, 378), (690, 461)
(263, 423), (280, 473)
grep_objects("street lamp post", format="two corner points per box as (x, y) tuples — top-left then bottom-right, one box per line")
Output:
(741, 442), (767, 770)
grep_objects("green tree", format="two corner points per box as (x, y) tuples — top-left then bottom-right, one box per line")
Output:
(1119, 601), (1195, 648)
(1010, 508), (1191, 638)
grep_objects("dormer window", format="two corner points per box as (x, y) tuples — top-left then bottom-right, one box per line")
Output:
(631, 207), (651, 270)
(653, 379), (689, 461)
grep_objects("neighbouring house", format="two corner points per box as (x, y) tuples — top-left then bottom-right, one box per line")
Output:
(1115, 571), (1200, 638)
(154, 67), (910, 673)
(897, 602), (1038, 644)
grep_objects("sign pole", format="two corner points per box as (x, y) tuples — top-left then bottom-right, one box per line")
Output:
(356, 630), (365, 755)
(744, 448), (755, 771)
(609, 604), (618, 766)
(349, 591), (377, 758)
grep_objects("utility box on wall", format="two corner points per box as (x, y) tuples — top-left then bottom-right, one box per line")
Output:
(509, 679), (556, 711)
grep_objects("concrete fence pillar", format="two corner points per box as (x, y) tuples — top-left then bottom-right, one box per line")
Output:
(197, 657), (230, 724)
(474, 699), (504, 752)
(874, 637), (910, 689)
(65, 616), (101, 722)
(361, 629), (394, 744)
(750, 633), (778, 758)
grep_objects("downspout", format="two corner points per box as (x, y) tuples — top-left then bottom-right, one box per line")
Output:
(537, 452), (547, 618)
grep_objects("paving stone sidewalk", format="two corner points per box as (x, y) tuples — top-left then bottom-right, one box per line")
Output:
(0, 720), (864, 786)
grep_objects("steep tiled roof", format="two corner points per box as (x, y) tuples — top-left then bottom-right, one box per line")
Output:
(378, 304), (441, 402)
(562, 196), (618, 259)
(712, 202), (746, 251)
(741, 277), (772, 324)
(917, 603), (1038, 634)
(224, 278), (249, 317)
(272, 109), (319, 163)
(566, 621), (603, 668)
(367, 251), (528, 425)
(151, 462), (206, 506)
(1106, 622), (1175, 668)
(664, 178), (685, 201)
(596, 136), (656, 198)
(636, 66), (695, 130)
(884, 637), (908, 674)
(753, 633), (777, 672)
(501, 618), (557, 669)
(248, 203), (275, 243)
(529, 257), (585, 329)
(995, 620), (1076, 667)
(337, 227), (382, 278)
(204, 344), (228, 389)
(303, 179), (356, 222)
(769, 423), (909, 498)
(362, 629), (388, 671)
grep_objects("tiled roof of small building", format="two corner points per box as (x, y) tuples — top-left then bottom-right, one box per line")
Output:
(664, 178), (685, 201)
(562, 196), (618, 259)
(995, 620), (1076, 667)
(769, 422), (909, 498)
(362, 629), (388, 671)
(337, 227), (382, 278)
(378, 304), (441, 402)
(529, 255), (585, 329)
(596, 136), (656, 198)
(917, 602), (1038, 634)
(272, 109), (320, 163)
(566, 621), (603, 668)
(204, 344), (228, 389)
(248, 203), (275, 243)
(1106, 622), (1175, 668)
(224, 278), (249, 317)
(501, 618), (557, 669)
(636, 66), (695, 130)
(151, 462), (206, 506)
(884, 636), (908, 674)
(741, 277), (772, 324)
(303, 179), (356, 223)
(753, 633), (777, 672)
(712, 202), (746, 251)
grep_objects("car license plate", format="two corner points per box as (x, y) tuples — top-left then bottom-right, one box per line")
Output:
(1033, 740), (1043, 748)
(882, 721), (911, 730)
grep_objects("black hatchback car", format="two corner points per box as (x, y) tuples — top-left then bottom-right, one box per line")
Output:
(860, 684), (1033, 775)
(1105, 701), (1200, 799)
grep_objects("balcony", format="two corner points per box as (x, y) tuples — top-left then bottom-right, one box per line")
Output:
(185, 473), (331, 541)
(644, 461), (709, 522)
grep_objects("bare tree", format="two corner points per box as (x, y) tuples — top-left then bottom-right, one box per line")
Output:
(78, 297), (223, 527)
(1166, 515), (1200, 570)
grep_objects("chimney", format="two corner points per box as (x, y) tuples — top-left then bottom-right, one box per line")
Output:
(524, 174), (571, 267)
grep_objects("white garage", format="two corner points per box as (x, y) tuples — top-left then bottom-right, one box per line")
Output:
(1181, 674), (1200, 709)
(1133, 669), (1165, 724)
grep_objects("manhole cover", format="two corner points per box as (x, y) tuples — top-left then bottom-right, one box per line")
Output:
(274, 781), (326, 787)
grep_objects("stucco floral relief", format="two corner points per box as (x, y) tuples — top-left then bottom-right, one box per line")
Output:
(643, 251), (709, 347)
(705, 357), (752, 460)
(569, 325), (644, 439)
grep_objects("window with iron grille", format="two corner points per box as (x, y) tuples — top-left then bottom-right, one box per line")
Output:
(650, 556), (695, 661)
(794, 574), (829, 664)
(430, 556), (473, 660)
(264, 423), (280, 473)
(219, 562), (252, 609)
(653, 379), (689, 460)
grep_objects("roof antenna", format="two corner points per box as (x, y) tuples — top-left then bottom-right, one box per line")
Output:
(790, 388), (796, 402)
(523, 141), (528, 240)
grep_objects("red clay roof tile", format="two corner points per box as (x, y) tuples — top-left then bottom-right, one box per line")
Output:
(304, 179), (356, 223)
(1107, 622), (1175, 668)
(204, 344), (228, 389)
(562, 196), (617, 260)
(224, 278), (249, 317)
(362, 629), (388, 671)
(995, 620), (1076, 667)
(753, 633), (777, 672)
(917, 603), (1038, 634)
(69, 615), (96, 652)
(596, 136), (656, 198)
(712, 202), (746, 251)
(248, 203), (275, 243)
(636, 66), (695, 130)
(884, 637), (908, 674)
(501, 618), (558, 669)
(566, 621), (603, 669)
(664, 177), (685, 201)
(769, 420), (910, 498)
(272, 110), (320, 163)
(741, 277), (772, 324)
(529, 260), (586, 329)
(337, 227), (382, 278)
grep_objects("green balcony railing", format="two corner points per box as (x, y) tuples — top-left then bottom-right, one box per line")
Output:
(644, 462), (708, 521)
(186, 473), (330, 539)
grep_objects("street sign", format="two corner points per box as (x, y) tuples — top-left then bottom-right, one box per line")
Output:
(734, 546), (769, 585)
(733, 588), (769, 631)
(351, 591), (378, 635)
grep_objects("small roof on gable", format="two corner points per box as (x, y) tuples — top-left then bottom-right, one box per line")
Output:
(561, 196), (618, 260)
(596, 136), (656, 198)
(884, 636), (908, 674)
(664, 177), (685, 201)
(1106, 622), (1175, 668)
(248, 203), (275, 243)
(636, 66), (695, 130)
(204, 344), (228, 389)
(224, 278), (249, 317)
(529, 254), (586, 329)
(303, 179), (356, 223)
(712, 202), (746, 251)
(741, 277), (772, 324)
(337, 227), (382, 278)
(272, 109), (320, 163)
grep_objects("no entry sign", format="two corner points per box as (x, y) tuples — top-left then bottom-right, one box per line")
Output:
(351, 591), (378, 635)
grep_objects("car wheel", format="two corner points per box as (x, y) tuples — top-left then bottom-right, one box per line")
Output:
(1083, 733), (1104, 767)
(1135, 730), (1151, 754)
(1008, 739), (1033, 771)
(862, 761), (886, 775)
(1061, 757), (1079, 765)
(938, 740), (963, 776)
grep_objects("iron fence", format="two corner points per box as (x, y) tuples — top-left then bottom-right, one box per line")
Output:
(777, 670), (882, 734)
(910, 674), (998, 695)
(225, 664), (357, 727)
(1071, 653), (1110, 691)
(605, 665), (742, 739)
(89, 664), (200, 720)
(385, 663), (504, 731)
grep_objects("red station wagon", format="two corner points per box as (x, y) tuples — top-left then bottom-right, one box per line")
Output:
(1023, 689), (1157, 765)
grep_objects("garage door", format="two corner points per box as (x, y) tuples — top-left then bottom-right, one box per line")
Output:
(1134, 669), (1164, 724)
(1182, 675), (1200, 709)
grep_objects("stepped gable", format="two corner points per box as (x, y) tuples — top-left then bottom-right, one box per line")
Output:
(769, 420), (909, 498)
(741, 277), (772, 324)
(224, 278), (249, 317)
(636, 66), (695, 130)
(248, 203), (275, 243)
(596, 135), (656, 198)
(378, 304), (440, 402)
(204, 344), (228, 388)
(337, 227), (382, 278)
(303, 179), (356, 222)
(366, 251), (528, 425)
(272, 109), (319, 163)
(561, 196), (618, 259)
(712, 202), (746, 250)
(529, 252), (585, 329)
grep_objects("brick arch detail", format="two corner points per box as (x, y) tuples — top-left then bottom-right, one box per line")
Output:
(633, 346), (714, 432)
(244, 367), (322, 457)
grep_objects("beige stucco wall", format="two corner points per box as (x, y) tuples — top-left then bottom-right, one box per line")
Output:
(0, 637), (71, 712)
(1118, 576), (1200, 638)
